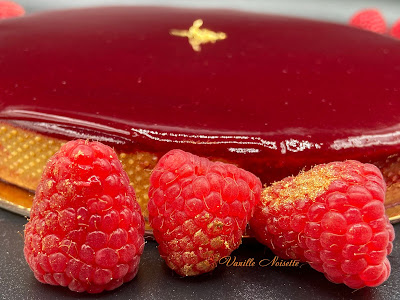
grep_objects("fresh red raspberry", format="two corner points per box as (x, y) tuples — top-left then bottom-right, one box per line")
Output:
(390, 19), (400, 39)
(0, 1), (24, 19)
(249, 160), (394, 289)
(24, 140), (145, 293)
(349, 9), (386, 34)
(148, 149), (262, 276)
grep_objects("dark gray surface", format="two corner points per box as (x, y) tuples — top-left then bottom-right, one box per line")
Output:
(0, 208), (399, 300)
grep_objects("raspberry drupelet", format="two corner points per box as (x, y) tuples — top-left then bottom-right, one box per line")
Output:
(148, 149), (262, 276)
(250, 160), (394, 289)
(24, 140), (145, 293)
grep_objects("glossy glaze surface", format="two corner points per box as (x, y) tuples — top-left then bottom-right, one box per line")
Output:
(1, 7), (400, 183)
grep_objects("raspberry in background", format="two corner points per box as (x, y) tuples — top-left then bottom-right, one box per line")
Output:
(0, 1), (24, 19)
(249, 160), (394, 289)
(148, 149), (262, 276)
(349, 9), (386, 34)
(390, 19), (400, 39)
(24, 140), (145, 293)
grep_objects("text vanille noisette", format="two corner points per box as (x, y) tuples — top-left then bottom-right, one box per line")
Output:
(218, 256), (301, 267)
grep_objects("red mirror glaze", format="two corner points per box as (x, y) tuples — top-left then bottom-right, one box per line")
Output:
(1, 7), (400, 183)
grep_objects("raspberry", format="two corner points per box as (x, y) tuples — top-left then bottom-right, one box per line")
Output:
(0, 1), (24, 19)
(390, 19), (400, 39)
(349, 9), (386, 34)
(249, 160), (394, 289)
(24, 140), (145, 293)
(148, 149), (262, 276)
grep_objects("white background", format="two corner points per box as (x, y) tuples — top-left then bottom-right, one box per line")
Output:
(16, 0), (400, 24)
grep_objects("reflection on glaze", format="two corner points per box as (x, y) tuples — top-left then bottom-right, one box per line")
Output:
(280, 139), (323, 154)
(228, 148), (260, 154)
(331, 131), (400, 150)
(130, 127), (278, 149)
(0, 109), (131, 136)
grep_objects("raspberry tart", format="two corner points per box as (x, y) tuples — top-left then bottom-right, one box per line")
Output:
(0, 7), (400, 223)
